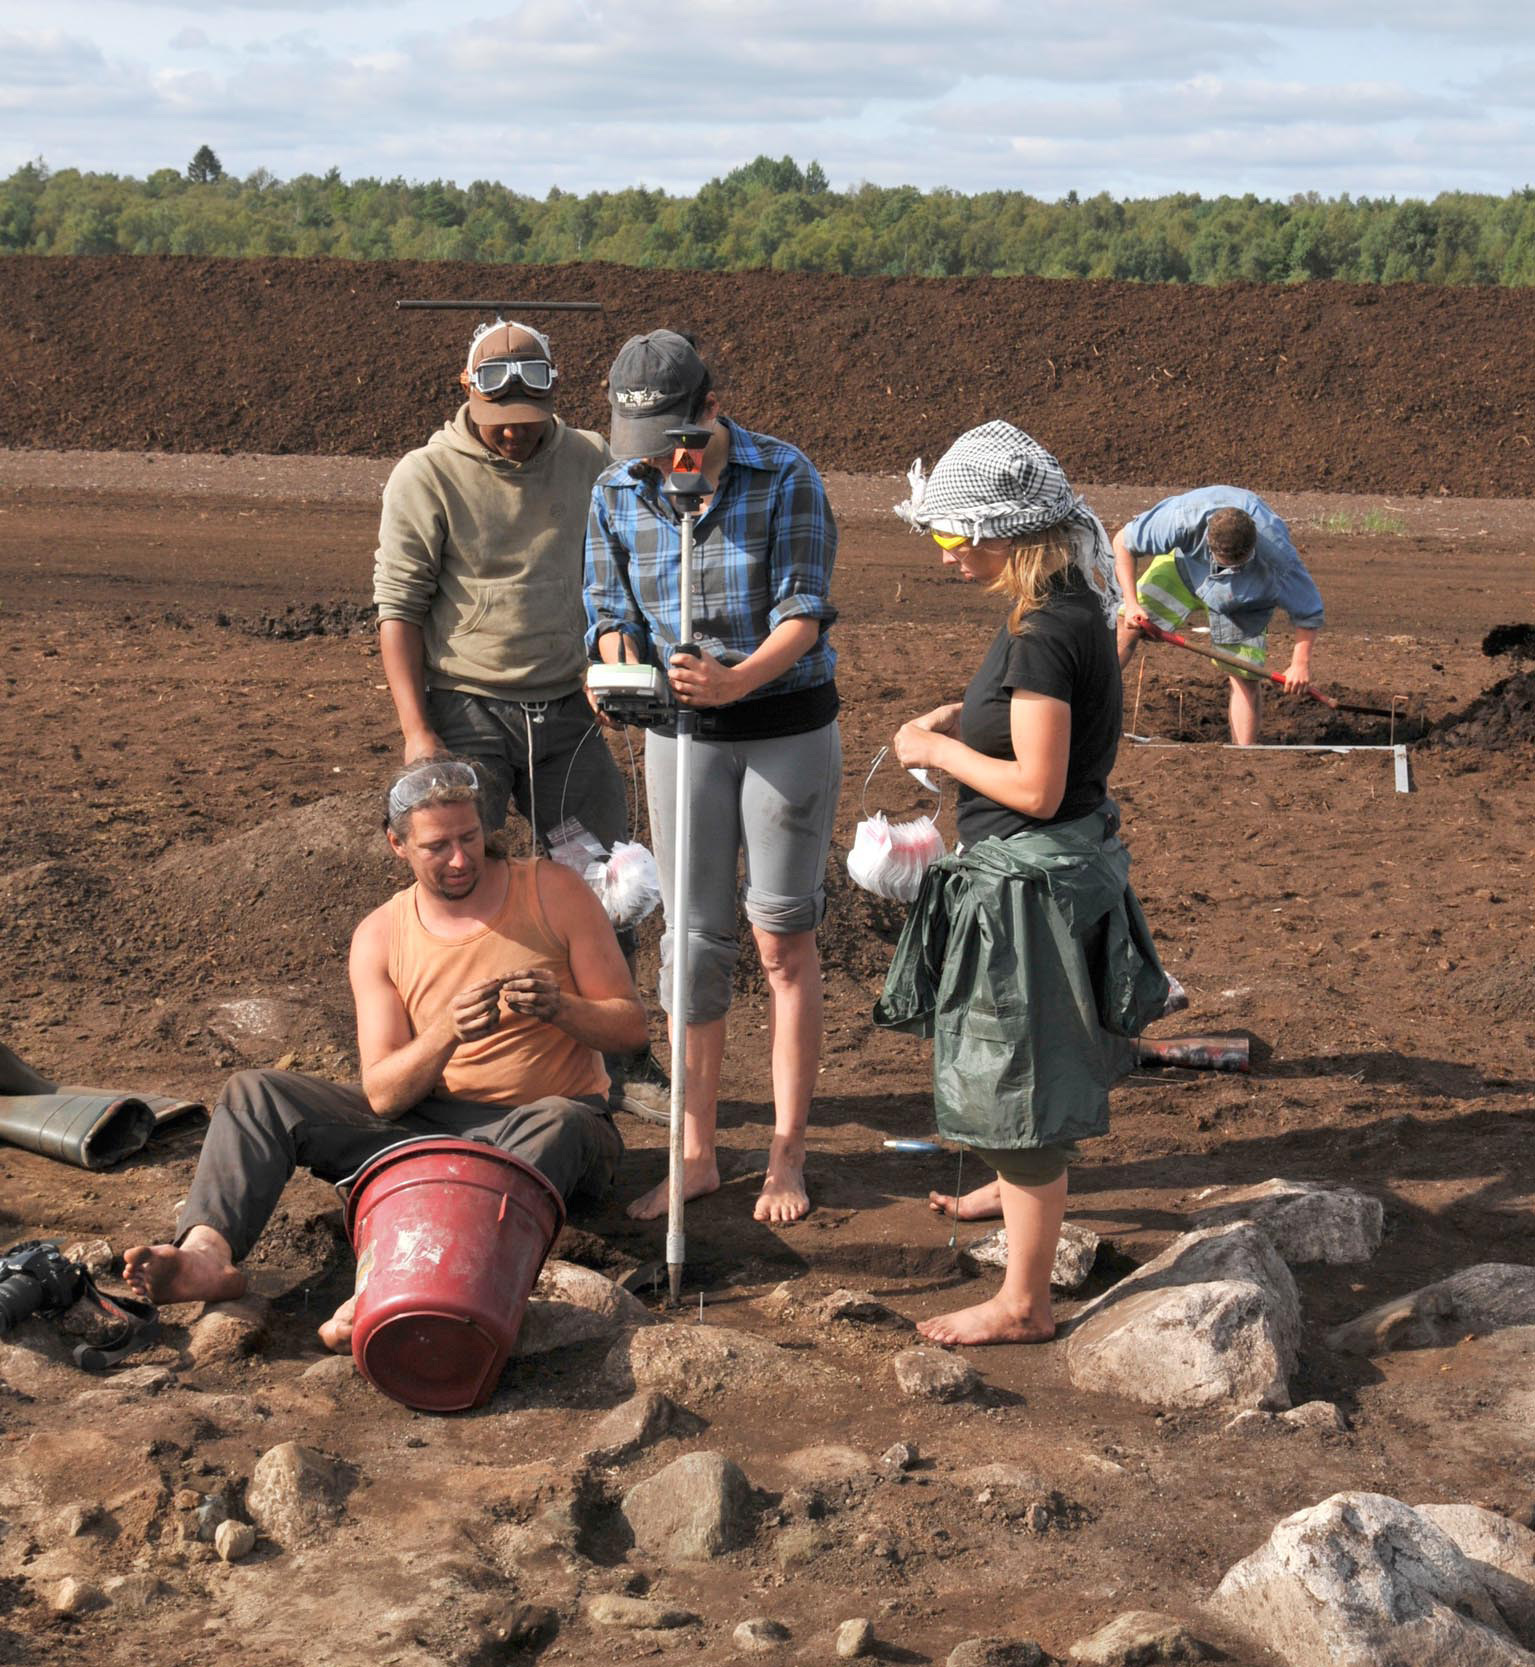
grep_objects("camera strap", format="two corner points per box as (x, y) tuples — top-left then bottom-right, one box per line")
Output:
(69, 1274), (160, 1372)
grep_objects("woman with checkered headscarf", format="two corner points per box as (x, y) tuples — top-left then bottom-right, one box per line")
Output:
(874, 422), (1169, 1348)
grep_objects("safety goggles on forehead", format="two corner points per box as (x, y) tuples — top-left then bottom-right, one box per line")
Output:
(467, 357), (557, 399)
(930, 530), (969, 551)
(387, 760), (481, 823)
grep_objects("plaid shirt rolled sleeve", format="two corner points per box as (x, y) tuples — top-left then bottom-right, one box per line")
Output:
(583, 419), (837, 699)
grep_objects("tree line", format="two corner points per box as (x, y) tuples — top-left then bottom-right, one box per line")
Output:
(5, 152), (1535, 285)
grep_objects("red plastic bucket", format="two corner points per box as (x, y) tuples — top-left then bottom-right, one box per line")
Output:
(344, 1136), (565, 1412)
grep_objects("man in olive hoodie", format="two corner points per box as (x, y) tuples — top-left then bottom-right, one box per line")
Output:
(374, 322), (662, 1114)
(374, 319), (625, 858)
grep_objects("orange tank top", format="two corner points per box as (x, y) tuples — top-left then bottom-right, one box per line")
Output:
(387, 858), (608, 1107)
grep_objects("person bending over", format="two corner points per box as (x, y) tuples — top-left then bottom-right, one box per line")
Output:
(125, 758), (645, 1348)
(1114, 486), (1324, 746)
(878, 422), (1169, 1347)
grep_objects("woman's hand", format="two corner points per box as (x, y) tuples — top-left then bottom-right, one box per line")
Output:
(893, 719), (948, 772)
(910, 701), (963, 736)
(668, 647), (740, 709)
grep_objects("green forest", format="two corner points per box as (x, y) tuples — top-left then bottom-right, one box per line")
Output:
(6, 151), (1535, 285)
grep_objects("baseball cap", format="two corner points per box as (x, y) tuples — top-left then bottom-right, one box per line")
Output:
(463, 321), (557, 428)
(606, 330), (710, 459)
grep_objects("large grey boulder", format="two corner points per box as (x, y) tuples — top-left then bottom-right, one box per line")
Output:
(1191, 1178), (1384, 1265)
(582, 1390), (695, 1465)
(1415, 1504), (1535, 1645)
(244, 1442), (354, 1546)
(620, 1451), (754, 1560)
(1206, 1491), (1535, 1666)
(1066, 1224), (1300, 1410)
(1326, 1264), (1535, 1357)
(515, 1261), (656, 1356)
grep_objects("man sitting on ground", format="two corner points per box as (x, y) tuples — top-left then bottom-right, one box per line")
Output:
(125, 758), (645, 1348)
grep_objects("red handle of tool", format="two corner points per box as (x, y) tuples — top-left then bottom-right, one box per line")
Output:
(1138, 620), (1339, 710)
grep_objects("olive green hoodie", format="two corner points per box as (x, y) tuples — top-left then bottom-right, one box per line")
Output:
(373, 405), (610, 701)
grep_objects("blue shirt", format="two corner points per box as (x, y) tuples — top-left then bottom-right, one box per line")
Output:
(583, 418), (838, 700)
(1123, 486), (1325, 634)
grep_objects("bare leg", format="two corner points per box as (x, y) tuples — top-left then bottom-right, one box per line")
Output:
(917, 1171), (1067, 1346)
(752, 926), (819, 1225)
(123, 1224), (246, 1306)
(626, 1016), (726, 1220)
(1228, 674), (1263, 746)
(927, 1179), (1003, 1221)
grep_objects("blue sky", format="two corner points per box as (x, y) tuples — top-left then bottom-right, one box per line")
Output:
(2, 1), (1531, 198)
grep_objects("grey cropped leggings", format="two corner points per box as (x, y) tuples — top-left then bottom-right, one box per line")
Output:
(644, 719), (842, 1023)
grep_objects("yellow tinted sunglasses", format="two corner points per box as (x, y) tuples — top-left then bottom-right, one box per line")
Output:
(930, 530), (969, 550)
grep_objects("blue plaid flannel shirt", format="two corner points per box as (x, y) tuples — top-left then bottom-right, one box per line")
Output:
(583, 418), (838, 699)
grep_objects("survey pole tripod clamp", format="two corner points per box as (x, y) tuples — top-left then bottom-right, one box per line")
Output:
(659, 424), (713, 1306)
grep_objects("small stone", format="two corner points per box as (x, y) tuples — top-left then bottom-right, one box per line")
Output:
(61, 1238), (115, 1275)
(1222, 1409), (1276, 1436)
(734, 1617), (791, 1651)
(583, 1389), (693, 1464)
(245, 1442), (354, 1545)
(620, 1451), (754, 1561)
(587, 1594), (697, 1630)
(103, 1573), (168, 1609)
(760, 1280), (797, 1316)
(1279, 1399), (1349, 1433)
(186, 1297), (271, 1367)
(173, 1488), (202, 1511)
(836, 1617), (876, 1657)
(880, 1441), (918, 1471)
(474, 1602), (557, 1650)
(1068, 1608), (1215, 1664)
(214, 1520), (256, 1562)
(51, 1577), (106, 1616)
(57, 1501), (103, 1537)
(1022, 1503), (1050, 1534)
(947, 1638), (1047, 1667)
(892, 1347), (980, 1402)
(300, 1354), (356, 1387)
(195, 1493), (236, 1542)
(813, 1289), (908, 1327)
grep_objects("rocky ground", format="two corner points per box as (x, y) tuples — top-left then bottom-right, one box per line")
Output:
(1, 441), (1533, 1665)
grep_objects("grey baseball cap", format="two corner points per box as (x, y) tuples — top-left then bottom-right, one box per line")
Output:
(606, 330), (710, 459)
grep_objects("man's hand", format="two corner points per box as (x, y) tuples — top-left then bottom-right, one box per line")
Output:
(1122, 602), (1152, 632)
(584, 683), (626, 731)
(500, 968), (563, 1025)
(404, 728), (447, 764)
(442, 977), (509, 1043)
(668, 647), (739, 709)
(1279, 661), (1312, 696)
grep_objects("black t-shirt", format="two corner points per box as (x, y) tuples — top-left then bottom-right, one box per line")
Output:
(955, 573), (1122, 846)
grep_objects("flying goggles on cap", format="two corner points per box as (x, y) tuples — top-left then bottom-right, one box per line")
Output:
(462, 357), (557, 400)
(388, 759), (481, 823)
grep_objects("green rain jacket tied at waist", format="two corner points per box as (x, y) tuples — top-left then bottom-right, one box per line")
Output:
(873, 805), (1170, 1152)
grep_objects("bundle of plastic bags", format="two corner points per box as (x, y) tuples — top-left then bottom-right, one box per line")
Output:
(844, 747), (947, 903)
(546, 820), (661, 928)
(846, 811), (946, 903)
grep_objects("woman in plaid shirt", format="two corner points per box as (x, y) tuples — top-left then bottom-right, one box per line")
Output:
(585, 331), (841, 1227)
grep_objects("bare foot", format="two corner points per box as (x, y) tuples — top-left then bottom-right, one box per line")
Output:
(318, 1294), (357, 1353)
(123, 1230), (245, 1306)
(916, 1295), (1055, 1346)
(627, 1155), (721, 1221)
(927, 1180), (1003, 1222)
(755, 1139), (809, 1225)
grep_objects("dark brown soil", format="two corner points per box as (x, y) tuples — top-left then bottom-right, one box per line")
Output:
(2, 438), (1534, 1666)
(3, 256), (1535, 495)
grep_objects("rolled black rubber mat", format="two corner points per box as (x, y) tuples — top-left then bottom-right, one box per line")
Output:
(0, 1043), (205, 1169)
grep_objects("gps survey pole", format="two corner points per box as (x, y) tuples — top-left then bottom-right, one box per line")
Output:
(661, 426), (714, 1306)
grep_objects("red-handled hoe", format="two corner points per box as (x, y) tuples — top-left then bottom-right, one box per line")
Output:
(1136, 620), (1397, 717)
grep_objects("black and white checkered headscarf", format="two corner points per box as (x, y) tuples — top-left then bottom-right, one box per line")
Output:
(894, 421), (1121, 626)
